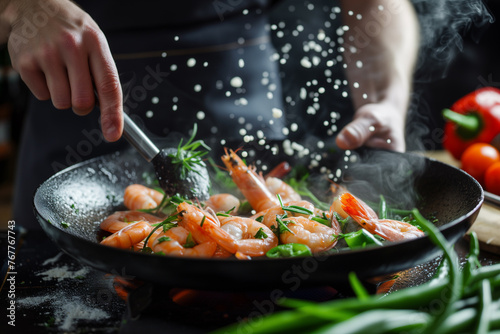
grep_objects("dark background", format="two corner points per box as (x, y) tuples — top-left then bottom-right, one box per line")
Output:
(0, 0), (500, 226)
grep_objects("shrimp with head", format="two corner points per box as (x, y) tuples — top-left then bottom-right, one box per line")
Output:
(176, 201), (238, 254)
(204, 193), (240, 214)
(280, 216), (340, 253)
(124, 184), (164, 210)
(151, 225), (217, 258)
(218, 215), (278, 257)
(265, 176), (301, 203)
(339, 192), (424, 241)
(100, 210), (163, 233)
(221, 149), (279, 212)
(100, 221), (153, 249)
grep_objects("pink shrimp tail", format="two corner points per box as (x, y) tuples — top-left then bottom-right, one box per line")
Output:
(339, 193), (378, 222)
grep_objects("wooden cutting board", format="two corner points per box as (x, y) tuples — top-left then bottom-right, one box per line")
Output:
(423, 150), (500, 254)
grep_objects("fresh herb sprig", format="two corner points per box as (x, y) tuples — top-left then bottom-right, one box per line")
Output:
(169, 124), (211, 180)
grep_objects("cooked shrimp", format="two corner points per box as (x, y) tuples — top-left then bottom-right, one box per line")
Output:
(280, 216), (338, 253)
(221, 148), (279, 212)
(152, 226), (217, 257)
(265, 176), (301, 203)
(123, 184), (163, 210)
(340, 193), (424, 241)
(177, 202), (238, 254)
(100, 221), (152, 249)
(204, 193), (240, 214)
(100, 210), (163, 233)
(329, 182), (351, 219)
(219, 216), (278, 257)
(252, 200), (316, 229)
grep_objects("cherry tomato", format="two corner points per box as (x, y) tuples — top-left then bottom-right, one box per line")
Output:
(460, 143), (500, 185)
(485, 161), (500, 195)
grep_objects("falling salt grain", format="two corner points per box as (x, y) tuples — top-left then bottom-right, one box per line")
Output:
(290, 123), (298, 132)
(187, 58), (196, 67)
(353, 82), (360, 88)
(282, 127), (289, 136)
(272, 108), (283, 118)
(239, 59), (245, 68)
(170, 64), (177, 71)
(317, 141), (325, 149)
(362, 93), (368, 99)
(356, 60), (363, 68)
(387, 138), (392, 144)
(152, 96), (159, 104)
(196, 111), (205, 120)
(146, 110), (154, 118)
(230, 77), (243, 88)
(174, 36), (180, 41)
(194, 84), (202, 92)
(300, 57), (312, 68)
(369, 126), (375, 132)
(161, 52), (167, 58)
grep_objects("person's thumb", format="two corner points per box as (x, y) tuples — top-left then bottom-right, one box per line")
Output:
(335, 117), (374, 150)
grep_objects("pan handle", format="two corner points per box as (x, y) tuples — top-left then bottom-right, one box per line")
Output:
(94, 89), (160, 162)
(122, 113), (160, 162)
(484, 191), (500, 209)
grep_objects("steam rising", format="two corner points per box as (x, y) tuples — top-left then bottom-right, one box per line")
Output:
(412, 0), (494, 81)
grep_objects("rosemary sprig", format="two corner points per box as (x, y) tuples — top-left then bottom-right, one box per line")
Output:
(169, 124), (211, 180)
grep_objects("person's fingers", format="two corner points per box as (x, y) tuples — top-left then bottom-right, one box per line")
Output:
(39, 52), (72, 110)
(18, 67), (51, 101)
(88, 31), (123, 142)
(64, 39), (95, 116)
(335, 117), (375, 150)
(9, 51), (51, 100)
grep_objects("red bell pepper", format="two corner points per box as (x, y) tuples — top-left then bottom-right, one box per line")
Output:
(442, 87), (500, 160)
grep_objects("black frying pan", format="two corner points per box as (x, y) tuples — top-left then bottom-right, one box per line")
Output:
(33, 147), (483, 290)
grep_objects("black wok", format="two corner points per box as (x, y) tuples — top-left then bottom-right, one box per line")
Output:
(33, 147), (483, 290)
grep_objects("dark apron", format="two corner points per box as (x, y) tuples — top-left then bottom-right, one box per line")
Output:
(14, 0), (352, 229)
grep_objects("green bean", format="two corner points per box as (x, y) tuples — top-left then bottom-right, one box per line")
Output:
(475, 279), (492, 334)
(348, 272), (370, 300)
(378, 195), (387, 220)
(411, 209), (462, 334)
(213, 208), (500, 334)
(310, 309), (430, 334)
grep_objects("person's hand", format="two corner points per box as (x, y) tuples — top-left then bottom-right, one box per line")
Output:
(1, 0), (123, 141)
(335, 102), (406, 152)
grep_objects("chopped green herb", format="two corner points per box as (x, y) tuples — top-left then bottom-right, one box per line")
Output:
(61, 221), (70, 228)
(184, 233), (196, 248)
(255, 215), (264, 223)
(157, 236), (171, 244)
(254, 227), (268, 239)
(200, 215), (206, 227)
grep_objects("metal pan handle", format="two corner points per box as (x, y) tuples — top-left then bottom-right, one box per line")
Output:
(122, 113), (160, 162)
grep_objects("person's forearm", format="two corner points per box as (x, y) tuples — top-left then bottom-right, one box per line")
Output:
(339, 0), (419, 112)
